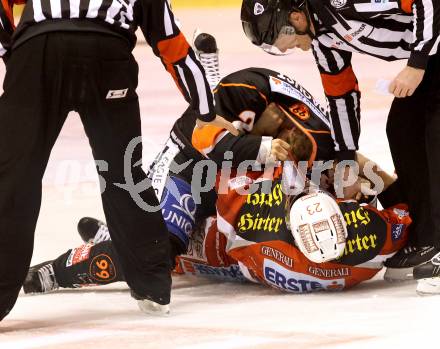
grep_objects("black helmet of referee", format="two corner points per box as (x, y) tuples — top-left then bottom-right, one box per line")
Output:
(241, 0), (307, 47)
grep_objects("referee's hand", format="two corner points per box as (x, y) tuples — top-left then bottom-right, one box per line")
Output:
(389, 66), (425, 98)
(196, 115), (239, 136)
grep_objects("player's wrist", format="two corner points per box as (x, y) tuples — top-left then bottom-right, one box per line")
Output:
(408, 51), (429, 70)
(196, 110), (216, 122)
(256, 136), (274, 165)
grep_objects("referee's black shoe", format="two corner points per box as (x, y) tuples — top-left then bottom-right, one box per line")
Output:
(384, 246), (438, 282)
(131, 291), (170, 316)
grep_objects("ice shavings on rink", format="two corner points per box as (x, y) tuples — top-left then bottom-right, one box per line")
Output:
(2, 275), (440, 348)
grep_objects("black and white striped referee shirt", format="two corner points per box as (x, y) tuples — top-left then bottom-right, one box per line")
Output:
(0, 0), (216, 122)
(308, 0), (440, 160)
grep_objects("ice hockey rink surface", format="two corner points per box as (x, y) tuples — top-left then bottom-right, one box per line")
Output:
(1, 6), (439, 349)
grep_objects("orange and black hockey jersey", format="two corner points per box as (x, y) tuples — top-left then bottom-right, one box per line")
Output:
(191, 67), (335, 167)
(175, 164), (411, 293)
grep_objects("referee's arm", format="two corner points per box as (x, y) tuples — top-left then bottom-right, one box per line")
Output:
(404, 0), (440, 69)
(312, 40), (360, 162)
(138, 0), (215, 122)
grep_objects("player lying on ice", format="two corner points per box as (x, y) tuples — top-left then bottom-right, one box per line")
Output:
(24, 151), (413, 294)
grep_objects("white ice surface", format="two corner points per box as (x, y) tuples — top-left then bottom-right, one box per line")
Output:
(1, 8), (437, 349)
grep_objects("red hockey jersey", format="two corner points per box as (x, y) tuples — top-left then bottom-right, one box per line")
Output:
(175, 163), (411, 293)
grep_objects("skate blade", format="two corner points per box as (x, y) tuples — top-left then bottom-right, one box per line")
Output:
(384, 267), (414, 282)
(416, 278), (440, 296)
(137, 299), (170, 316)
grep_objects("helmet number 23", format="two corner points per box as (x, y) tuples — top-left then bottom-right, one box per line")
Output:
(307, 203), (322, 216)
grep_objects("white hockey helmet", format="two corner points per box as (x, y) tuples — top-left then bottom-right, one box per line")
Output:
(289, 191), (348, 263)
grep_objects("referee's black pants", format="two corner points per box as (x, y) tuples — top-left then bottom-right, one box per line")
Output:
(387, 52), (440, 249)
(0, 32), (171, 321)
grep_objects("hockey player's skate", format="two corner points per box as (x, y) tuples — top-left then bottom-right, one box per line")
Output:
(192, 29), (220, 90)
(77, 217), (110, 243)
(23, 261), (59, 294)
(384, 246), (438, 282)
(131, 291), (170, 316)
(414, 252), (440, 295)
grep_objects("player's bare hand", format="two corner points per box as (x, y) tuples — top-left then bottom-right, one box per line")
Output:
(333, 162), (362, 199)
(389, 66), (425, 98)
(271, 138), (291, 161)
(342, 178), (362, 200)
(196, 115), (239, 136)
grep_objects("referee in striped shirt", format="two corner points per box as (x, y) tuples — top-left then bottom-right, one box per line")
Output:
(0, 0), (236, 320)
(242, 0), (440, 274)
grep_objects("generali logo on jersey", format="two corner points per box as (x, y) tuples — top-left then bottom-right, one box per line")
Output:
(261, 245), (293, 268)
(308, 265), (351, 278)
